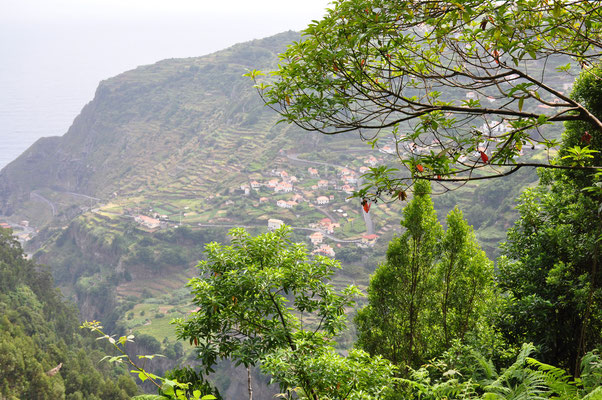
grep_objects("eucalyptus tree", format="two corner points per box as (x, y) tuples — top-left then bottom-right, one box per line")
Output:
(355, 180), (494, 370)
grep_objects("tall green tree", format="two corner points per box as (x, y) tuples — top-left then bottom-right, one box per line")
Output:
(497, 66), (602, 375)
(0, 228), (138, 400)
(175, 226), (395, 400)
(355, 181), (494, 369)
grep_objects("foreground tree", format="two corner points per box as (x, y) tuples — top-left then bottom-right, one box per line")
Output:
(497, 64), (602, 376)
(174, 226), (395, 399)
(248, 0), (602, 198)
(355, 181), (494, 370)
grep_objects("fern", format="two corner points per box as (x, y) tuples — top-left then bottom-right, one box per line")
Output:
(582, 386), (602, 400)
(526, 358), (581, 399)
(470, 349), (498, 382)
(580, 351), (602, 393)
(483, 344), (549, 400)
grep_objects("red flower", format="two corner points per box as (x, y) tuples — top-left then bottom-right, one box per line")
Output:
(416, 164), (424, 172)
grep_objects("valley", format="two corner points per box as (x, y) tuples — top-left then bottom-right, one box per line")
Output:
(0, 30), (543, 395)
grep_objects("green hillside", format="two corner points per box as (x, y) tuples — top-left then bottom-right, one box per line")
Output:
(0, 227), (139, 399)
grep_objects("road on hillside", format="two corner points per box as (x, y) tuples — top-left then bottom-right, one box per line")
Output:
(61, 191), (101, 201)
(30, 191), (56, 216)
(286, 153), (374, 235)
(196, 223), (361, 243)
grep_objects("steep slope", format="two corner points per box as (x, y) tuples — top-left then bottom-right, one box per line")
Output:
(0, 227), (138, 399)
(0, 31), (299, 217)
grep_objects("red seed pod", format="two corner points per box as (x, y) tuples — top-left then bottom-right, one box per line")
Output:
(416, 164), (424, 172)
(363, 202), (371, 213)
(582, 131), (592, 144)
(480, 151), (489, 163)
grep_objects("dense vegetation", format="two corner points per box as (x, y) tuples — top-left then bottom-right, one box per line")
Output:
(3, 0), (602, 397)
(0, 227), (138, 399)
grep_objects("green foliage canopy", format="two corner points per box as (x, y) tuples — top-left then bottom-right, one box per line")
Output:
(355, 180), (494, 369)
(175, 226), (395, 399)
(250, 0), (602, 198)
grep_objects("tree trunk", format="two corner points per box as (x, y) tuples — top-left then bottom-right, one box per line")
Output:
(247, 366), (253, 400)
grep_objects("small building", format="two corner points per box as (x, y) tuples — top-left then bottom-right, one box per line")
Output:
(341, 185), (354, 194)
(135, 215), (161, 230)
(342, 175), (357, 184)
(365, 156), (378, 166)
(317, 180), (329, 189)
(380, 145), (395, 154)
(317, 218), (340, 234)
(309, 231), (324, 245)
(340, 167), (353, 176)
(308, 167), (319, 176)
(362, 234), (379, 246)
(275, 182), (293, 193)
(268, 218), (284, 231)
(277, 200), (292, 209)
(250, 180), (261, 189)
(316, 196), (330, 205)
(359, 166), (370, 174)
(313, 244), (336, 257)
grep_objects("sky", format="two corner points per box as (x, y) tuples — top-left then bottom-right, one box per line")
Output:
(0, 0), (332, 168)
(1, 0), (333, 63)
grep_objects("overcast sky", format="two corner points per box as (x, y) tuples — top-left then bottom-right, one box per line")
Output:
(0, 0), (333, 168)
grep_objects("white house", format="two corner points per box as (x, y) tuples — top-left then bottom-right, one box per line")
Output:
(317, 180), (329, 189)
(316, 196), (330, 205)
(309, 232), (324, 245)
(277, 200), (292, 209)
(268, 218), (284, 230)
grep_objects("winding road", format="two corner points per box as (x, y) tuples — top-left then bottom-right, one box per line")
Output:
(196, 223), (361, 243)
(30, 191), (56, 216)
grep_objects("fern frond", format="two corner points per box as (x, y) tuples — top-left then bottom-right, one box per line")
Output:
(471, 349), (498, 381)
(582, 386), (602, 400)
(526, 357), (581, 399)
(581, 351), (602, 392)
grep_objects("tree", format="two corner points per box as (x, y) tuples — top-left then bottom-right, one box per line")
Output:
(355, 180), (494, 370)
(174, 226), (394, 400)
(497, 170), (602, 375)
(248, 0), (602, 199)
(496, 64), (602, 376)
